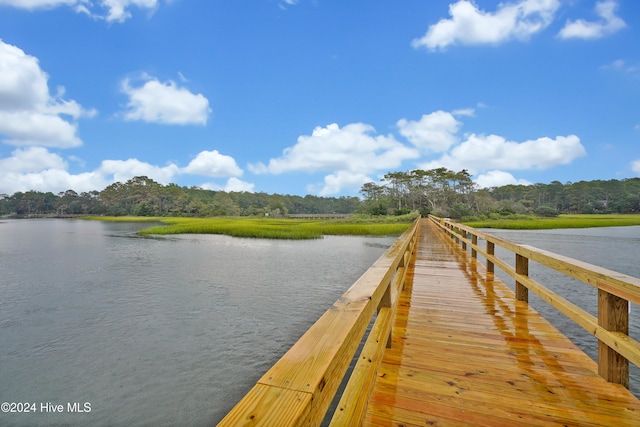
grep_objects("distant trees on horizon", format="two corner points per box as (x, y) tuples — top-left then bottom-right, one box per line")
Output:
(359, 168), (640, 219)
(1, 170), (640, 219)
(0, 176), (361, 218)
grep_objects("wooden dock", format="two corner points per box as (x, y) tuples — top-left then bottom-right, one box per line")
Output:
(362, 218), (640, 426)
(218, 218), (640, 426)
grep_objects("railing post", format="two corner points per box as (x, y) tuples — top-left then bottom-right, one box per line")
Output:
(515, 254), (529, 302)
(377, 284), (392, 348)
(486, 241), (494, 273)
(471, 234), (477, 259)
(598, 290), (629, 388)
(461, 230), (467, 251)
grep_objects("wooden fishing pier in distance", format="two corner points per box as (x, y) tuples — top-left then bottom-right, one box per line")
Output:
(218, 216), (640, 426)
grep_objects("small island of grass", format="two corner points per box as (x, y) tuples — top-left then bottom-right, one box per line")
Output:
(82, 213), (419, 239)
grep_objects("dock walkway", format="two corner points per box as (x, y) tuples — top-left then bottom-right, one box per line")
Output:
(362, 219), (640, 426)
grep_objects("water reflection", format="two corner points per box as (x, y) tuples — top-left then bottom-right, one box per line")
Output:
(480, 226), (640, 396)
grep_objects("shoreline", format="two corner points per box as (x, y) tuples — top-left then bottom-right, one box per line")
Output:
(462, 214), (640, 230)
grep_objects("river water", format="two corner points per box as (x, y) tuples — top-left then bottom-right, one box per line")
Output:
(0, 219), (396, 426)
(0, 220), (638, 426)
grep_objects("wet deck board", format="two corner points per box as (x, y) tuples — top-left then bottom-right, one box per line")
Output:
(363, 219), (640, 426)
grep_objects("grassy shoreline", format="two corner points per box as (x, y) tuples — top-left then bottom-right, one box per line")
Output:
(462, 214), (640, 230)
(81, 214), (418, 239)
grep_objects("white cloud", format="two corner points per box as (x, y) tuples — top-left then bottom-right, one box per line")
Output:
(98, 158), (180, 184)
(397, 110), (461, 153)
(452, 108), (475, 117)
(412, 0), (560, 51)
(0, 0), (80, 9)
(182, 150), (243, 177)
(121, 75), (211, 125)
(224, 177), (254, 192)
(100, 0), (160, 22)
(201, 177), (255, 193)
(249, 122), (419, 194)
(0, 39), (95, 148)
(632, 160), (640, 175)
(475, 170), (532, 188)
(251, 122), (418, 175)
(0, 169), (107, 194)
(318, 171), (371, 197)
(0, 0), (162, 23)
(0, 145), (245, 195)
(278, 0), (298, 9)
(0, 146), (66, 173)
(250, 111), (588, 195)
(558, 0), (626, 40)
(0, 147), (107, 194)
(420, 133), (586, 173)
(603, 59), (626, 70)
(0, 40), (48, 110)
(0, 112), (82, 147)
(601, 59), (640, 78)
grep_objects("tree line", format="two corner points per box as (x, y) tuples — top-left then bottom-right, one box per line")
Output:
(360, 168), (640, 218)
(1, 170), (639, 219)
(0, 176), (360, 217)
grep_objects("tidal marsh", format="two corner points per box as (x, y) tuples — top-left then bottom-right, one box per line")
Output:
(83, 214), (417, 239)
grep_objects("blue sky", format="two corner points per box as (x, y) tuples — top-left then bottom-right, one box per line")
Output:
(0, 0), (638, 197)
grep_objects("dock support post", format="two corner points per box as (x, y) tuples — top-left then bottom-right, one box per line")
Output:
(598, 290), (629, 388)
(515, 254), (528, 302)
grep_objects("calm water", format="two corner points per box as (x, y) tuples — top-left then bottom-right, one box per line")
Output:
(1, 221), (639, 426)
(0, 219), (396, 426)
(482, 226), (640, 397)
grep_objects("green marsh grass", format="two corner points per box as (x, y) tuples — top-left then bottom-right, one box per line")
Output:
(83, 214), (417, 239)
(463, 214), (640, 230)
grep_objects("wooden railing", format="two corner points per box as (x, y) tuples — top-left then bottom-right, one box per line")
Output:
(217, 219), (419, 426)
(429, 215), (640, 389)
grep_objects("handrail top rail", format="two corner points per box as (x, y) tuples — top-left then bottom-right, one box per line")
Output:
(429, 215), (640, 305)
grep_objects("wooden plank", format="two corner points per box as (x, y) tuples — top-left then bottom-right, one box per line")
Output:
(365, 218), (640, 426)
(374, 356), (637, 412)
(367, 379), (637, 427)
(376, 351), (633, 398)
